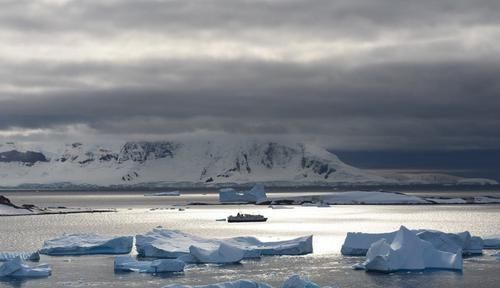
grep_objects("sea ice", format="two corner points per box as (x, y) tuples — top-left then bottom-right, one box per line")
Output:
(354, 226), (463, 272)
(0, 251), (40, 261)
(136, 228), (312, 262)
(0, 257), (51, 278)
(114, 255), (185, 273)
(40, 233), (133, 255)
(281, 275), (321, 288)
(342, 229), (483, 256)
(219, 184), (267, 204)
(483, 234), (500, 249)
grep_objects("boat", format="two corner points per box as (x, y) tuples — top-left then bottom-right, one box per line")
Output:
(227, 213), (268, 223)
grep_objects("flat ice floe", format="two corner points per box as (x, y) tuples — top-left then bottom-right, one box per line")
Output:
(136, 228), (312, 263)
(342, 228), (483, 256)
(162, 274), (331, 288)
(322, 191), (429, 204)
(0, 257), (51, 278)
(40, 233), (133, 255)
(219, 184), (268, 204)
(0, 251), (40, 262)
(483, 234), (500, 249)
(114, 255), (185, 273)
(353, 226), (462, 272)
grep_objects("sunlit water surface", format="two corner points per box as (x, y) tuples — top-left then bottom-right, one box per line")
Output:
(0, 192), (499, 288)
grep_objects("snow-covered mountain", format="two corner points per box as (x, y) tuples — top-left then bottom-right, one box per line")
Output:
(0, 140), (496, 188)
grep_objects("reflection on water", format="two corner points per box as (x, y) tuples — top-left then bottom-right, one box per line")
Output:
(0, 193), (500, 287)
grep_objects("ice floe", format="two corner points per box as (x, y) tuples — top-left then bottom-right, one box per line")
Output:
(483, 234), (500, 249)
(189, 242), (246, 264)
(342, 228), (483, 256)
(40, 233), (133, 255)
(136, 228), (312, 262)
(162, 275), (329, 288)
(0, 251), (40, 262)
(353, 226), (463, 272)
(0, 257), (51, 278)
(219, 184), (267, 204)
(114, 255), (185, 273)
(145, 191), (181, 196)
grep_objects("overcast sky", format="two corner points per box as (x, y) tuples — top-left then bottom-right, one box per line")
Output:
(1, 0), (499, 150)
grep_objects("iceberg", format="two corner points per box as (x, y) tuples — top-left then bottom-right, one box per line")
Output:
(164, 279), (272, 288)
(0, 257), (51, 278)
(322, 191), (429, 205)
(354, 226), (462, 272)
(219, 184), (267, 204)
(145, 191), (181, 196)
(40, 233), (133, 255)
(162, 275), (328, 288)
(136, 228), (312, 262)
(0, 251), (40, 262)
(483, 234), (500, 249)
(189, 243), (246, 264)
(114, 255), (185, 273)
(342, 229), (483, 256)
(416, 231), (483, 255)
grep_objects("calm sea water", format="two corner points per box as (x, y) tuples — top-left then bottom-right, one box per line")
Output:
(0, 191), (499, 288)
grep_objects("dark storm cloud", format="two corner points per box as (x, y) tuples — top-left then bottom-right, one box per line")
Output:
(1, 0), (500, 149)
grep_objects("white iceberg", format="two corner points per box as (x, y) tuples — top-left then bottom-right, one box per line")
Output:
(342, 229), (483, 256)
(219, 184), (267, 204)
(164, 279), (272, 288)
(0, 257), (51, 278)
(114, 255), (185, 273)
(189, 243), (246, 264)
(162, 275), (328, 288)
(40, 233), (133, 255)
(354, 226), (462, 272)
(416, 231), (483, 255)
(483, 234), (500, 249)
(136, 228), (313, 262)
(145, 191), (181, 196)
(0, 251), (40, 262)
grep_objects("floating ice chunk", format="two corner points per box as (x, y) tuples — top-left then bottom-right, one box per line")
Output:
(281, 275), (321, 288)
(416, 231), (483, 255)
(136, 229), (312, 261)
(219, 184), (267, 204)
(145, 191), (180, 196)
(40, 233), (133, 255)
(483, 234), (500, 249)
(163, 279), (272, 288)
(114, 255), (185, 273)
(224, 236), (313, 256)
(355, 226), (462, 272)
(341, 232), (397, 256)
(342, 229), (482, 256)
(162, 275), (330, 288)
(0, 251), (40, 262)
(0, 257), (51, 278)
(189, 243), (245, 264)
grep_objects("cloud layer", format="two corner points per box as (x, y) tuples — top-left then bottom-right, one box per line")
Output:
(1, 0), (500, 149)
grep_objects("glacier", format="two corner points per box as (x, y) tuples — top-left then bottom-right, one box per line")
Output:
(40, 233), (133, 255)
(1, 140), (495, 188)
(136, 228), (312, 262)
(353, 226), (463, 272)
(114, 255), (185, 273)
(342, 228), (483, 256)
(0, 257), (51, 278)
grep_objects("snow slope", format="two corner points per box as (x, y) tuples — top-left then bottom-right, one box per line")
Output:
(0, 140), (496, 188)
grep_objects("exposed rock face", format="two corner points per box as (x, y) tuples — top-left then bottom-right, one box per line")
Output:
(0, 150), (47, 165)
